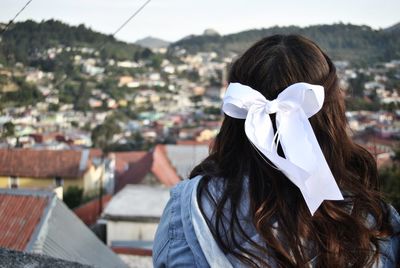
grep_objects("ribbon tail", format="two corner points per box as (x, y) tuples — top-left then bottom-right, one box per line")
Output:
(278, 110), (343, 215)
(244, 108), (310, 192)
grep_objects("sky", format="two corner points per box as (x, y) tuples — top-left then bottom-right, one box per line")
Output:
(1, 0), (400, 43)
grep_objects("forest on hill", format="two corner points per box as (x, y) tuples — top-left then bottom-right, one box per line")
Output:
(0, 20), (152, 65)
(1, 20), (399, 67)
(170, 23), (400, 65)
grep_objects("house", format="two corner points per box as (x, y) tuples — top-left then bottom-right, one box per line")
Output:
(74, 194), (113, 226)
(102, 184), (170, 255)
(133, 90), (160, 105)
(196, 129), (218, 142)
(76, 145), (204, 227)
(364, 143), (394, 168)
(354, 134), (398, 168)
(158, 144), (209, 178)
(113, 144), (209, 192)
(117, 61), (140, 68)
(0, 188), (127, 267)
(0, 148), (113, 196)
(74, 148), (178, 228)
(118, 76), (134, 87)
(113, 147), (180, 192)
(88, 98), (103, 108)
(373, 122), (400, 138)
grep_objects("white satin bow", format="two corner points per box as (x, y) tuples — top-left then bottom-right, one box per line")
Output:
(222, 82), (343, 215)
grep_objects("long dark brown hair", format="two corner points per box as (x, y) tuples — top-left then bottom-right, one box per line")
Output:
(190, 35), (395, 267)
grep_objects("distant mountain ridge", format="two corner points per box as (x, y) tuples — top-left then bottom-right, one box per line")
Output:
(135, 36), (170, 49)
(170, 22), (400, 65)
(1, 20), (399, 66)
(384, 22), (400, 33)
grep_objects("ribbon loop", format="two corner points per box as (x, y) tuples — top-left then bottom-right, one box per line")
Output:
(222, 82), (344, 215)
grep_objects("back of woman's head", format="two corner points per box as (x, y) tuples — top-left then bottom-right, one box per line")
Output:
(191, 34), (394, 267)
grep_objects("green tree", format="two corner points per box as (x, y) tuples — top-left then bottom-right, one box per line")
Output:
(0, 19), (149, 66)
(48, 103), (60, 112)
(104, 132), (149, 152)
(189, 95), (203, 108)
(63, 186), (83, 209)
(1, 121), (15, 140)
(347, 73), (370, 97)
(150, 54), (163, 69)
(74, 81), (91, 111)
(379, 149), (400, 211)
(1, 78), (44, 107)
(2, 122), (15, 137)
(91, 118), (122, 150)
(381, 165), (400, 212)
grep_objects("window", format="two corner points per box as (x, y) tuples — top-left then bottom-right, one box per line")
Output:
(9, 176), (18, 189)
(54, 177), (64, 187)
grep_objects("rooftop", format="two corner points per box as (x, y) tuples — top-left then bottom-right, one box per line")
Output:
(0, 189), (51, 251)
(0, 188), (127, 268)
(0, 148), (101, 178)
(74, 194), (112, 226)
(103, 184), (170, 221)
(162, 144), (209, 178)
(113, 147), (180, 192)
(0, 248), (92, 268)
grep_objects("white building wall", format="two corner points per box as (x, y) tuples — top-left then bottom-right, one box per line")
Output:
(106, 221), (158, 246)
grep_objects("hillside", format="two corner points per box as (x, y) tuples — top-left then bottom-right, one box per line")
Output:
(135, 36), (170, 49)
(384, 22), (400, 34)
(170, 23), (400, 65)
(2, 20), (399, 67)
(0, 20), (160, 112)
(0, 20), (150, 65)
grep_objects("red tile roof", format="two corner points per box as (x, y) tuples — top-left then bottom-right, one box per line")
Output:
(89, 148), (103, 159)
(111, 247), (152, 256)
(203, 120), (222, 128)
(365, 145), (390, 156)
(113, 147), (180, 192)
(176, 139), (212, 146)
(113, 151), (148, 176)
(74, 194), (112, 226)
(29, 133), (63, 143)
(152, 145), (180, 186)
(0, 148), (100, 179)
(0, 193), (49, 251)
(114, 152), (154, 192)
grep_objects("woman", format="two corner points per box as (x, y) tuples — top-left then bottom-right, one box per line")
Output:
(153, 35), (400, 267)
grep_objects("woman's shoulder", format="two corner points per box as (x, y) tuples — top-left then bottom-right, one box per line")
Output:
(171, 176), (203, 196)
(153, 177), (201, 246)
(375, 204), (400, 267)
(152, 176), (209, 268)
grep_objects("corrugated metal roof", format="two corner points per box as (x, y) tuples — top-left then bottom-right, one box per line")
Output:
(0, 189), (127, 268)
(0, 190), (49, 251)
(28, 196), (128, 268)
(164, 144), (209, 178)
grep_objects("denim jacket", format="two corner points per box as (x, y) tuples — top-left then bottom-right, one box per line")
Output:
(153, 176), (400, 267)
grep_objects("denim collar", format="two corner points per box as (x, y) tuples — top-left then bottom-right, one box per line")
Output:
(190, 175), (233, 268)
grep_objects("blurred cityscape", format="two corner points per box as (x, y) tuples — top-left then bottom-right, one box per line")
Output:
(0, 20), (399, 267)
